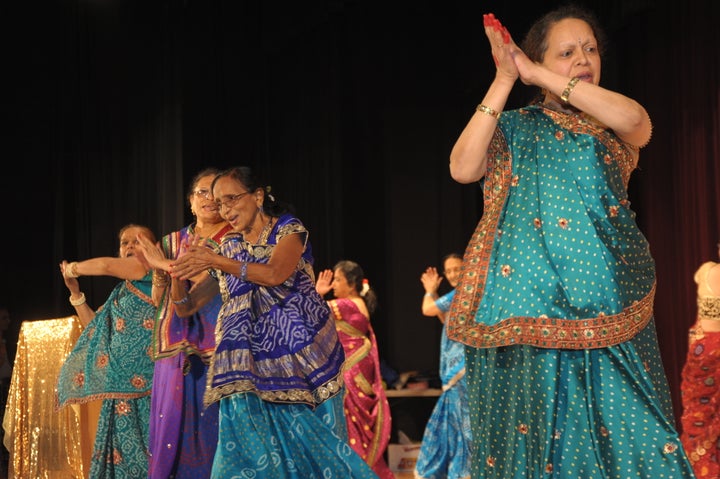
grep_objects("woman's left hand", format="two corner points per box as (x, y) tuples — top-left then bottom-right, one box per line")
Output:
(316, 269), (333, 296)
(136, 234), (170, 271)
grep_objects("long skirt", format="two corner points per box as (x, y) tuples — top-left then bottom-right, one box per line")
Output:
(90, 396), (151, 479)
(681, 329), (720, 479)
(464, 319), (695, 478)
(415, 378), (472, 479)
(148, 353), (218, 479)
(210, 390), (379, 479)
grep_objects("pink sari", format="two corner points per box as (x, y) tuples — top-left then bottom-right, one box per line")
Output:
(328, 298), (394, 479)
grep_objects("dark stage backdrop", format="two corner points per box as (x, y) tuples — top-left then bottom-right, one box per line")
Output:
(2, 0), (718, 426)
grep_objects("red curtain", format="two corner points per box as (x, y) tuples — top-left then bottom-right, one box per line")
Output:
(629, 1), (720, 423)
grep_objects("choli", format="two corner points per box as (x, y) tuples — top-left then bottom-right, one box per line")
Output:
(696, 261), (720, 320)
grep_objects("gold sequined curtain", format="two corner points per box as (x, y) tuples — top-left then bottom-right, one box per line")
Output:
(2, 317), (93, 479)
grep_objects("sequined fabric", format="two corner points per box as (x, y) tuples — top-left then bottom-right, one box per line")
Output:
(681, 331), (720, 478)
(698, 296), (720, 321)
(3, 317), (86, 478)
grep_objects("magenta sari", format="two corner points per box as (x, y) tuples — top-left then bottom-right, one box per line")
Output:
(328, 298), (394, 479)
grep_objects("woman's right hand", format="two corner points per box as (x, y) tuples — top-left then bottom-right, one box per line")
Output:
(484, 13), (519, 84)
(420, 267), (443, 293)
(59, 260), (80, 293)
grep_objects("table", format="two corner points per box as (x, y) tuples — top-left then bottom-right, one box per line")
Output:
(385, 388), (442, 442)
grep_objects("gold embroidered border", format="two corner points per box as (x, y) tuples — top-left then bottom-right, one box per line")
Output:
(124, 279), (154, 306)
(447, 128), (511, 346)
(58, 390), (151, 407)
(203, 373), (344, 409)
(451, 284), (654, 349)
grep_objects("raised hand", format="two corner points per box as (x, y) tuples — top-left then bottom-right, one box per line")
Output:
(420, 266), (443, 294)
(59, 260), (81, 292)
(483, 13), (519, 82)
(316, 269), (334, 296)
(136, 233), (171, 272)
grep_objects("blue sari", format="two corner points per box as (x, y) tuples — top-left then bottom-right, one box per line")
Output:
(206, 213), (377, 479)
(415, 289), (472, 479)
(447, 105), (695, 478)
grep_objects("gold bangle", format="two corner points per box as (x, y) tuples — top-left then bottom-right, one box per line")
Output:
(152, 270), (170, 287)
(476, 103), (500, 119)
(560, 77), (580, 103)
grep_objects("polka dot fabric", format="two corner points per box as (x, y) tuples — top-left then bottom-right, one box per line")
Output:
(465, 321), (694, 478)
(449, 106), (655, 350)
(449, 106), (695, 477)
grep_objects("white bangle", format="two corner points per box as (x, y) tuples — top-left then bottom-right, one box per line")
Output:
(424, 293), (435, 298)
(66, 262), (80, 278)
(69, 292), (86, 306)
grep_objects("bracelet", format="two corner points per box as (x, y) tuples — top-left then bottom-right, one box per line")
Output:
(152, 270), (170, 287)
(476, 104), (501, 119)
(424, 293), (435, 298)
(66, 262), (80, 278)
(172, 296), (189, 305)
(560, 77), (580, 103)
(69, 292), (86, 306)
(239, 262), (248, 282)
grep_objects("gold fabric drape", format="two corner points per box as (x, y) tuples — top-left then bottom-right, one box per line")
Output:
(2, 317), (88, 479)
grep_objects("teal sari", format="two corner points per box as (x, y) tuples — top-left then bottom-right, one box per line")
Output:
(57, 274), (155, 478)
(448, 105), (695, 478)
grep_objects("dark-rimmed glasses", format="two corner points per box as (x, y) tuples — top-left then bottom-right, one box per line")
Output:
(215, 192), (250, 209)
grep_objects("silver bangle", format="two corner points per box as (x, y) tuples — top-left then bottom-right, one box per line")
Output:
(239, 261), (248, 282)
(172, 295), (189, 305)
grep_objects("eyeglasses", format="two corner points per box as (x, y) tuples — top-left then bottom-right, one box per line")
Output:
(193, 189), (213, 200)
(215, 192), (250, 209)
